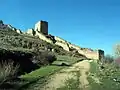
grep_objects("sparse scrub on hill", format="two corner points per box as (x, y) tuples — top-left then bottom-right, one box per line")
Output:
(0, 29), (78, 57)
(88, 58), (120, 90)
(57, 69), (81, 90)
(0, 29), (53, 51)
(57, 78), (80, 90)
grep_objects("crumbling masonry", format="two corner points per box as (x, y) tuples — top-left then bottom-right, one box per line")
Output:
(28, 20), (104, 60)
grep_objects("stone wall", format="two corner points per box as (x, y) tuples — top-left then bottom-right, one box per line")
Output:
(26, 20), (105, 60)
(35, 31), (53, 44)
(69, 43), (81, 51)
(27, 28), (35, 36)
(55, 36), (67, 43)
(78, 49), (104, 60)
(35, 21), (48, 35)
(16, 29), (22, 34)
(55, 41), (70, 51)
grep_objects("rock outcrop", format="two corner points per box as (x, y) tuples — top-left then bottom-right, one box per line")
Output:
(7, 24), (16, 31)
(0, 20), (22, 34)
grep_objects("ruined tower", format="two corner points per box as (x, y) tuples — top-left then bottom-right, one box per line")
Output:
(35, 20), (48, 35)
(98, 49), (104, 60)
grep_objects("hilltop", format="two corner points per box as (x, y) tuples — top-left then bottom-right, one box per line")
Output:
(0, 20), (88, 74)
(0, 20), (104, 60)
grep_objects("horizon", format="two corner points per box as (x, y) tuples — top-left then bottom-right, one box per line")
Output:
(1, 0), (120, 55)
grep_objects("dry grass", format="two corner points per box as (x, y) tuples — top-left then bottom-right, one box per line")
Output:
(0, 60), (19, 85)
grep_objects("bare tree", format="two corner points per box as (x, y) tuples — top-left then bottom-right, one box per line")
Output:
(114, 44), (120, 56)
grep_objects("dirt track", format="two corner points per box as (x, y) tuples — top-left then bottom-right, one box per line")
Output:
(41, 60), (90, 90)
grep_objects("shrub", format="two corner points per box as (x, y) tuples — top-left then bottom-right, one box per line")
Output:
(0, 60), (19, 86)
(33, 50), (57, 65)
(101, 55), (114, 64)
(114, 44), (120, 57)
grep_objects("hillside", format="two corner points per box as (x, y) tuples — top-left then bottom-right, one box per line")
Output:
(0, 20), (104, 60)
(1, 20), (120, 90)
(0, 20), (106, 90)
(0, 28), (86, 58)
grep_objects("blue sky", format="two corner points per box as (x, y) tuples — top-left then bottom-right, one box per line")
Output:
(0, 0), (120, 55)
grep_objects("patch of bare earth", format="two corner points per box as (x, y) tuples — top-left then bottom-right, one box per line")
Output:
(41, 60), (90, 90)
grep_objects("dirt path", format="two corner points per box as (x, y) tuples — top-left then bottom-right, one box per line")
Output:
(41, 60), (90, 90)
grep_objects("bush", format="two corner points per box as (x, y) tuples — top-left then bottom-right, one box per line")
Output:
(101, 55), (114, 64)
(114, 44), (120, 57)
(0, 60), (19, 86)
(33, 50), (57, 65)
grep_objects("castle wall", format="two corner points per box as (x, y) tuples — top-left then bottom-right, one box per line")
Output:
(69, 44), (81, 51)
(31, 20), (104, 60)
(35, 31), (53, 44)
(55, 36), (67, 43)
(68, 42), (104, 60)
(27, 28), (35, 36)
(78, 49), (104, 60)
(55, 41), (70, 51)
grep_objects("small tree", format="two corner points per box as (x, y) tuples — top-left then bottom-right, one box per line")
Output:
(114, 44), (120, 57)
(102, 55), (114, 63)
(114, 44), (120, 65)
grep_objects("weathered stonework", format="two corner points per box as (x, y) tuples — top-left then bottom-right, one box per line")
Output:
(68, 43), (81, 51)
(16, 29), (22, 34)
(77, 49), (104, 60)
(55, 36), (67, 43)
(4, 19), (104, 60)
(35, 30), (53, 44)
(55, 41), (70, 51)
(7, 24), (16, 31)
(35, 20), (48, 35)
(27, 28), (35, 36)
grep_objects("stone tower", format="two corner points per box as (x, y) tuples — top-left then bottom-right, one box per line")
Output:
(98, 49), (104, 60)
(35, 20), (48, 35)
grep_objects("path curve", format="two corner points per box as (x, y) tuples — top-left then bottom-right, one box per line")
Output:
(41, 60), (90, 90)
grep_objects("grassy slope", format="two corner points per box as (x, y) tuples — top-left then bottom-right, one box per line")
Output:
(18, 65), (63, 90)
(19, 66), (65, 90)
(88, 61), (120, 90)
(20, 65), (63, 81)
(0, 29), (85, 58)
(19, 55), (82, 90)
(52, 55), (83, 65)
(0, 29), (87, 90)
(0, 29), (53, 52)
